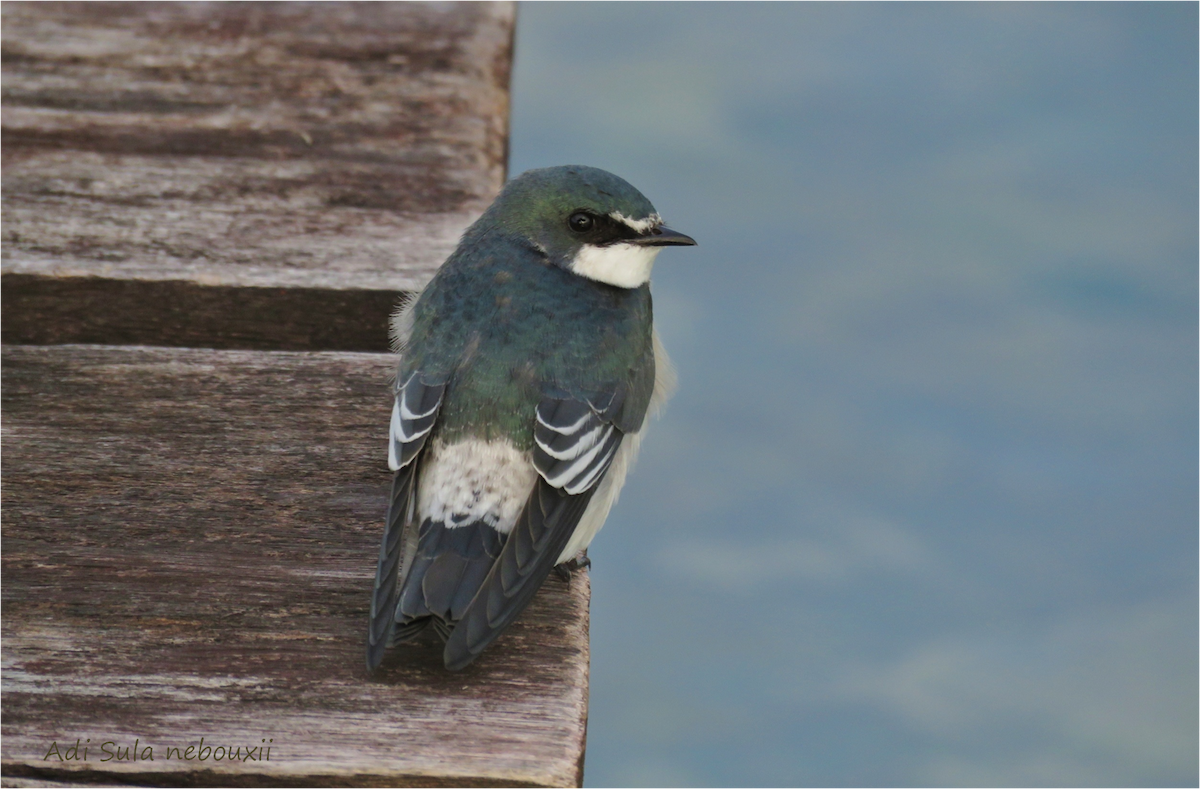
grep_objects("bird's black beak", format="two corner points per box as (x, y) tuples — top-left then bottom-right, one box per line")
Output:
(629, 226), (697, 247)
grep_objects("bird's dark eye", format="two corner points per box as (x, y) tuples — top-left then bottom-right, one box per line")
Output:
(568, 212), (595, 233)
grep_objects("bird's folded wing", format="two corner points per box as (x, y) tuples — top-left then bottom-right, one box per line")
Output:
(532, 397), (623, 493)
(387, 372), (445, 471)
(368, 372), (444, 670)
(367, 461), (419, 669)
(443, 395), (621, 670)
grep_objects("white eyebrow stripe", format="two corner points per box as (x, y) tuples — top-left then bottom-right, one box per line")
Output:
(609, 211), (662, 234)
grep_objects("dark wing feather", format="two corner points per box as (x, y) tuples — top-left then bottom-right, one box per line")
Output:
(366, 461), (419, 670)
(443, 479), (598, 670)
(402, 519), (506, 623)
(388, 372), (444, 470)
(532, 398), (622, 494)
(440, 394), (621, 670)
(366, 372), (444, 671)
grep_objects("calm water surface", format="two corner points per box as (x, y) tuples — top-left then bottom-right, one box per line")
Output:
(507, 4), (1198, 785)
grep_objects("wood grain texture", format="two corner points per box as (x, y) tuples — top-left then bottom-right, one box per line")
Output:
(1, 2), (514, 349)
(1, 345), (590, 788)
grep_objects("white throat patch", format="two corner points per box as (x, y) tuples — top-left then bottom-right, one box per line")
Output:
(570, 243), (661, 289)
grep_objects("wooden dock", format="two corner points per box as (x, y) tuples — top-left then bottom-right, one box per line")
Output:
(1, 4), (591, 786)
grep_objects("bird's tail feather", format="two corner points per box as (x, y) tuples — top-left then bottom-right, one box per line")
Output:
(388, 617), (430, 647)
(389, 518), (507, 647)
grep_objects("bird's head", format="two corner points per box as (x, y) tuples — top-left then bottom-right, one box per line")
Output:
(474, 165), (696, 289)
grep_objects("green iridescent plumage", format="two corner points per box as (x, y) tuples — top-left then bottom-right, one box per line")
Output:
(398, 165), (668, 449)
(401, 233), (656, 449)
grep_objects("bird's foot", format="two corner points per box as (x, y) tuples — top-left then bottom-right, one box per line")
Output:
(553, 551), (591, 585)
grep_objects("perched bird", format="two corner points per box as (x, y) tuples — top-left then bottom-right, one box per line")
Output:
(367, 165), (695, 671)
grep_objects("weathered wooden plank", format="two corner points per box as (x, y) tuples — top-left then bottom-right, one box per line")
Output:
(0, 273), (400, 352)
(2, 779), (121, 789)
(1, 2), (513, 349)
(1, 345), (589, 788)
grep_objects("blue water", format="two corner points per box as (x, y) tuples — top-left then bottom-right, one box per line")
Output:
(507, 4), (1198, 786)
